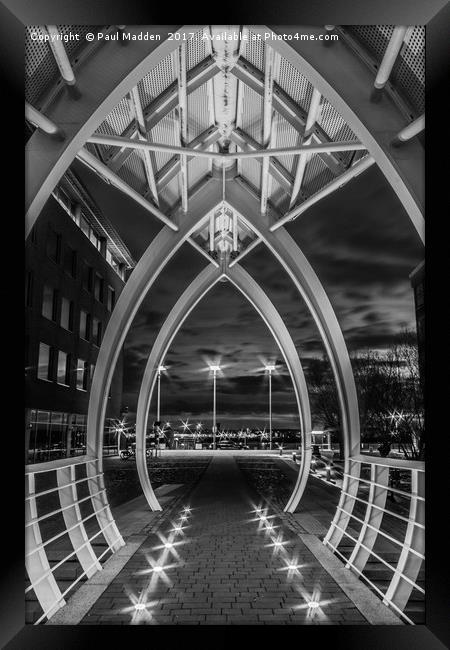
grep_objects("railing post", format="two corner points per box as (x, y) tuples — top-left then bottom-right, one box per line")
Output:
(56, 464), (102, 577)
(383, 468), (425, 611)
(345, 463), (389, 573)
(86, 459), (125, 552)
(323, 457), (361, 549)
(25, 474), (65, 619)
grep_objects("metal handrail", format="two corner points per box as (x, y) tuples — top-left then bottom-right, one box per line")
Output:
(25, 517), (114, 591)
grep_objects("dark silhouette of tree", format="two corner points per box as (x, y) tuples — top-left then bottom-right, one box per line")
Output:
(305, 329), (424, 460)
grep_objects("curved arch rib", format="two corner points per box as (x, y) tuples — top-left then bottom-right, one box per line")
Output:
(135, 262), (312, 512)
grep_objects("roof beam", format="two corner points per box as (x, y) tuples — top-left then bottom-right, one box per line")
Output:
(107, 55), (219, 172)
(230, 128), (293, 194)
(228, 236), (262, 268)
(187, 237), (220, 267)
(45, 26), (76, 87)
(88, 133), (365, 158)
(392, 114), (425, 147)
(76, 147), (178, 231)
(290, 87), (322, 208)
(374, 27), (408, 90)
(231, 57), (345, 175)
(129, 86), (159, 206)
(176, 43), (188, 212)
(153, 126), (221, 194)
(261, 46), (275, 215)
(25, 102), (64, 140)
(271, 154), (375, 231)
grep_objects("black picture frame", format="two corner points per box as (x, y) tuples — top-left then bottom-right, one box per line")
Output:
(3, 1), (449, 647)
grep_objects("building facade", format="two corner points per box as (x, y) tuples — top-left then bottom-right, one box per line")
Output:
(410, 260), (425, 387)
(25, 172), (135, 464)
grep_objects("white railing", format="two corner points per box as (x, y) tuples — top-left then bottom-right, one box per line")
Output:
(25, 455), (124, 624)
(323, 453), (425, 624)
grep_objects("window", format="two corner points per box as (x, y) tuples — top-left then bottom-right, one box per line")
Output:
(107, 286), (115, 312)
(64, 246), (77, 278)
(56, 351), (70, 386)
(90, 230), (102, 252)
(76, 358), (88, 391)
(80, 215), (90, 239)
(92, 318), (102, 346)
(80, 310), (91, 340)
(37, 343), (52, 381)
(90, 364), (95, 387)
(46, 228), (61, 263)
(94, 274), (104, 302)
(82, 262), (93, 292)
(42, 285), (58, 321)
(60, 297), (73, 331)
(25, 271), (33, 307)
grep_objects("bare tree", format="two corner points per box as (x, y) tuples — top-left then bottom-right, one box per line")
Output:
(306, 330), (424, 461)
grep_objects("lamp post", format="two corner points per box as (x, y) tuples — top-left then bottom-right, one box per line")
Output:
(155, 365), (166, 456)
(156, 365), (166, 423)
(210, 365), (221, 449)
(265, 365), (276, 450)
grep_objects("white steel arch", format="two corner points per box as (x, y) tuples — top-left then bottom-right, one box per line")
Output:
(135, 262), (312, 512)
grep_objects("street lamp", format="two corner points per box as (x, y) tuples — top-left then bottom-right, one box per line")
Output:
(156, 365), (166, 423)
(210, 365), (221, 449)
(265, 365), (276, 450)
(154, 365), (166, 457)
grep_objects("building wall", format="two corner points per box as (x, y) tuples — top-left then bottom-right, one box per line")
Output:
(410, 261), (424, 387)
(25, 196), (126, 462)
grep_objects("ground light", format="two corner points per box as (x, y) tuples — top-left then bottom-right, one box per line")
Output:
(308, 601), (320, 609)
(134, 603), (146, 611)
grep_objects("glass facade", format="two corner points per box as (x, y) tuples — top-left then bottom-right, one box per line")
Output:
(26, 410), (118, 464)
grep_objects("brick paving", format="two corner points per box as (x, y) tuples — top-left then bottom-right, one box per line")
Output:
(80, 455), (369, 625)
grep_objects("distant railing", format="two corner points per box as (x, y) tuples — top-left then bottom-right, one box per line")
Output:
(25, 455), (124, 624)
(323, 454), (425, 624)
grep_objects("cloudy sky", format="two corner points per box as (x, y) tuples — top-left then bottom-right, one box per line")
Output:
(74, 157), (423, 429)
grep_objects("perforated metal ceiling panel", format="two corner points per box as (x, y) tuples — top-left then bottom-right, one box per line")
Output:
(276, 56), (313, 114)
(240, 85), (263, 145)
(149, 109), (180, 172)
(137, 53), (176, 108)
(117, 150), (147, 195)
(243, 30), (266, 72)
(187, 83), (212, 141)
(273, 115), (302, 176)
(345, 25), (425, 116)
(302, 155), (335, 198)
(392, 26), (425, 115)
(186, 28), (208, 71)
(25, 27), (59, 108)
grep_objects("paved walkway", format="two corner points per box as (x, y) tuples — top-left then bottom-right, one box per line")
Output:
(79, 455), (372, 625)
